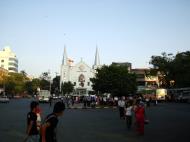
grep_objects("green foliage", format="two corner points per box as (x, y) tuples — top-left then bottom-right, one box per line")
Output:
(40, 79), (50, 90)
(51, 76), (60, 95)
(25, 81), (33, 95)
(149, 51), (190, 88)
(5, 72), (30, 94)
(4, 71), (52, 96)
(172, 51), (190, 87)
(61, 81), (74, 96)
(31, 78), (41, 92)
(90, 65), (137, 97)
(40, 72), (50, 80)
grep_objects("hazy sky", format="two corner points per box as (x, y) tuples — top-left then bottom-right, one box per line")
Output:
(0, 0), (189, 77)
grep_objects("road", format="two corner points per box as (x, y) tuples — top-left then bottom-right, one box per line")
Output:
(0, 99), (190, 142)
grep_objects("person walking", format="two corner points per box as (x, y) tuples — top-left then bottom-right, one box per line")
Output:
(35, 105), (42, 131)
(41, 102), (65, 142)
(125, 102), (133, 130)
(25, 101), (40, 142)
(118, 97), (125, 119)
(49, 96), (52, 107)
(134, 101), (145, 135)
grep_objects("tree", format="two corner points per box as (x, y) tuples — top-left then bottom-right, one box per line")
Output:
(24, 81), (33, 95)
(40, 79), (50, 90)
(149, 51), (190, 88)
(61, 81), (74, 96)
(149, 52), (174, 88)
(51, 76), (60, 95)
(40, 72), (50, 80)
(0, 69), (8, 93)
(172, 51), (190, 87)
(20, 70), (27, 77)
(39, 72), (51, 90)
(90, 65), (137, 97)
(31, 78), (41, 92)
(4, 72), (30, 95)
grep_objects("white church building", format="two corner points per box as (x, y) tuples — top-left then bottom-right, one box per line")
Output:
(60, 46), (102, 95)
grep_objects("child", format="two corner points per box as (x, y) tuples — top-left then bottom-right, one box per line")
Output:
(25, 101), (40, 142)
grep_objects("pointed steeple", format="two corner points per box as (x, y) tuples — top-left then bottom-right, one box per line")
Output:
(62, 45), (68, 65)
(94, 45), (100, 66)
(93, 46), (101, 69)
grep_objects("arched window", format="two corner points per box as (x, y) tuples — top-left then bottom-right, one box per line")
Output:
(78, 74), (85, 82)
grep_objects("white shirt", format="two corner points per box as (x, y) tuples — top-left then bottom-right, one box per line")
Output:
(125, 106), (133, 116)
(118, 100), (125, 107)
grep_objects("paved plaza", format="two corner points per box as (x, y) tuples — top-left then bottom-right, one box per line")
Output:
(0, 99), (190, 142)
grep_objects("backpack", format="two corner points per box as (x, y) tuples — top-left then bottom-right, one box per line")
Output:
(39, 113), (57, 135)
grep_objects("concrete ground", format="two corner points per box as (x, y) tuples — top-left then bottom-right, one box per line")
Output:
(0, 99), (190, 142)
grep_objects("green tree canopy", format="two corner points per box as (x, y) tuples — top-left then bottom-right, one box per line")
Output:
(5, 72), (30, 95)
(61, 81), (74, 96)
(149, 51), (190, 88)
(51, 76), (60, 95)
(90, 65), (137, 97)
(172, 51), (190, 87)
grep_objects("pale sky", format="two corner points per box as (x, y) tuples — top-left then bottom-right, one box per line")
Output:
(0, 0), (189, 77)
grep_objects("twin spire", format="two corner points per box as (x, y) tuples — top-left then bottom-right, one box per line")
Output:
(62, 45), (68, 65)
(94, 46), (100, 66)
(62, 45), (101, 68)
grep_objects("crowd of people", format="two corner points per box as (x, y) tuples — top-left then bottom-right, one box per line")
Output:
(25, 94), (154, 142)
(118, 96), (150, 135)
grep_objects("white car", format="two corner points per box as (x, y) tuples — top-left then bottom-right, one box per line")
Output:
(0, 96), (10, 103)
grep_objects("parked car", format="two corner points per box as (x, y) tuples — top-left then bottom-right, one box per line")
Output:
(0, 96), (10, 103)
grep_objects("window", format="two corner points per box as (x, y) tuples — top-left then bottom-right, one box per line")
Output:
(8, 62), (18, 67)
(78, 74), (85, 82)
(88, 82), (90, 86)
(8, 67), (18, 72)
(1, 60), (4, 62)
(9, 58), (18, 63)
(74, 82), (76, 86)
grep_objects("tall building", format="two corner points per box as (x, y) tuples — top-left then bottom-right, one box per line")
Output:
(60, 46), (101, 95)
(0, 46), (18, 73)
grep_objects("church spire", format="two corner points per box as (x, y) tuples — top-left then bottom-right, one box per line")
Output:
(94, 45), (100, 66)
(62, 45), (68, 65)
(93, 46), (101, 69)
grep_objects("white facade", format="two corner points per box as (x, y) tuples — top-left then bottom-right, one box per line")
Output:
(60, 46), (101, 95)
(0, 46), (18, 73)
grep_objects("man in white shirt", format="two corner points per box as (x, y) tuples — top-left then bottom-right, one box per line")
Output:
(118, 97), (125, 119)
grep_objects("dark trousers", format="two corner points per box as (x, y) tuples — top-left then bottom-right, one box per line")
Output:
(126, 115), (132, 129)
(119, 107), (124, 118)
